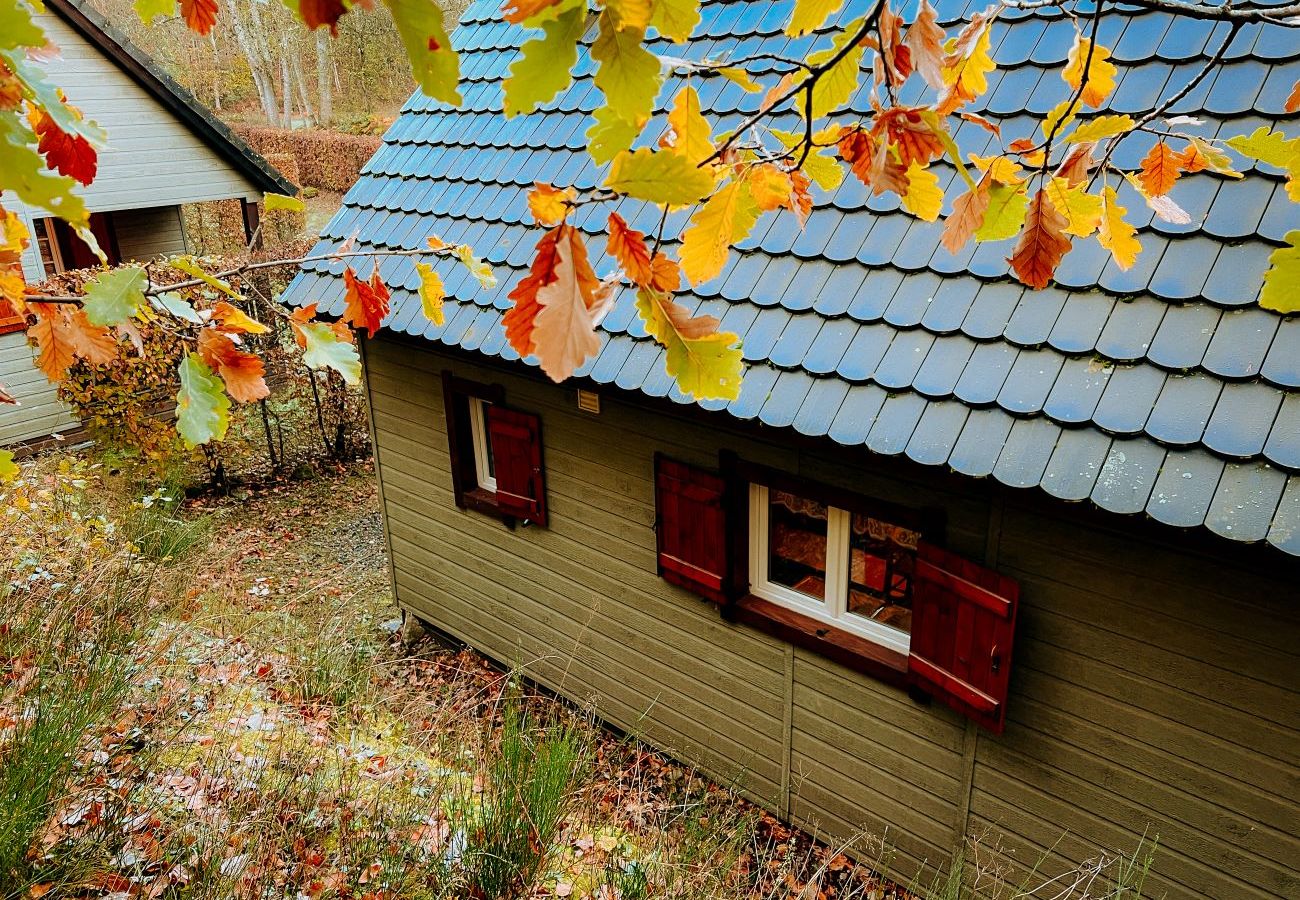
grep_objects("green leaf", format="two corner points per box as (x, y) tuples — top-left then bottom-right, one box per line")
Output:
(0, 1), (48, 50)
(649, 0), (700, 42)
(504, 3), (586, 116)
(133, 0), (176, 25)
(1261, 229), (1300, 314)
(605, 147), (715, 204)
(592, 12), (661, 128)
(5, 50), (107, 146)
(786, 0), (843, 36)
(384, 0), (461, 106)
(974, 182), (1029, 242)
(1226, 126), (1300, 170)
(154, 291), (202, 324)
(175, 353), (230, 448)
(586, 107), (645, 165)
(264, 192), (304, 212)
(0, 448), (17, 482)
(803, 16), (865, 119)
(82, 265), (146, 327)
(300, 322), (363, 384)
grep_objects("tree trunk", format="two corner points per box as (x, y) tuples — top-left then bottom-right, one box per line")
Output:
(227, 0), (279, 123)
(209, 32), (222, 110)
(290, 43), (315, 124)
(280, 51), (292, 125)
(315, 30), (333, 126)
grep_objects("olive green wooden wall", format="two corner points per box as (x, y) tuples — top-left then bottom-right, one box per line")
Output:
(363, 335), (1299, 900)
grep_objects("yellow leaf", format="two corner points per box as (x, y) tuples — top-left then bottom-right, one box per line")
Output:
(717, 66), (761, 93)
(771, 129), (844, 191)
(663, 85), (714, 165)
(1045, 177), (1102, 238)
(528, 182), (575, 226)
(1226, 126), (1300, 170)
(1065, 114), (1135, 144)
(1260, 229), (1300, 313)
(749, 164), (794, 212)
(264, 192), (304, 212)
(679, 178), (762, 286)
(634, 288), (742, 401)
(454, 245), (497, 289)
(1179, 136), (1242, 178)
(416, 262), (445, 326)
(900, 162), (942, 222)
(604, 0), (651, 30)
(172, 256), (242, 298)
(1041, 98), (1079, 141)
(939, 17), (995, 112)
(969, 153), (1024, 186)
(605, 147), (716, 204)
(1098, 185), (1140, 271)
(592, 12), (660, 128)
(1062, 36), (1117, 108)
(804, 16), (866, 119)
(974, 182), (1029, 242)
(0, 449), (17, 482)
(786, 0), (843, 36)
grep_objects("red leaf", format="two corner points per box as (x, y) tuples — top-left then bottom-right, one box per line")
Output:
(342, 265), (390, 338)
(502, 226), (563, 357)
(28, 302), (116, 380)
(1286, 78), (1300, 114)
(606, 213), (653, 285)
(33, 113), (96, 186)
(1008, 189), (1072, 290)
(181, 0), (219, 36)
(299, 0), (347, 33)
(197, 328), (269, 403)
(872, 107), (946, 169)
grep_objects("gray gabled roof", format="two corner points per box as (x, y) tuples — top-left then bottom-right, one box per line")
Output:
(282, 0), (1300, 555)
(46, 0), (294, 197)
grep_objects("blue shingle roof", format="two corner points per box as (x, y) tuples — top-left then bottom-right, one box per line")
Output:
(282, 0), (1300, 555)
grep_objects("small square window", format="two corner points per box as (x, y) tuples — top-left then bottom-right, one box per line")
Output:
(750, 483), (915, 654)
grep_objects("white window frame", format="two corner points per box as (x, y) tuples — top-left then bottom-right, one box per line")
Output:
(468, 397), (496, 492)
(749, 483), (911, 655)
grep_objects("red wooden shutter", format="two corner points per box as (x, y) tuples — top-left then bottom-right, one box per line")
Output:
(908, 541), (1019, 734)
(0, 300), (25, 336)
(486, 404), (546, 526)
(654, 455), (728, 604)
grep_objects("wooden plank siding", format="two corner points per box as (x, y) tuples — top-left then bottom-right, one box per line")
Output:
(0, 332), (77, 445)
(364, 335), (1300, 899)
(113, 205), (189, 261)
(0, 13), (261, 225)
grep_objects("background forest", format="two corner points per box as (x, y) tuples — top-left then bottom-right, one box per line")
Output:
(87, 0), (462, 132)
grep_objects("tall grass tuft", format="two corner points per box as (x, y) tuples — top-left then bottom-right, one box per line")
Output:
(455, 697), (591, 900)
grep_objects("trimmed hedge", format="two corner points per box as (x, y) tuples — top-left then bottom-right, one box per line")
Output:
(236, 126), (381, 193)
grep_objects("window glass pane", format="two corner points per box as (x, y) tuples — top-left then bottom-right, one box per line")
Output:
(470, 398), (495, 487)
(768, 489), (828, 602)
(846, 513), (919, 633)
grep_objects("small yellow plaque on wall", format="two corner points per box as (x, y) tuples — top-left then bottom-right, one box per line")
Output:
(577, 390), (601, 414)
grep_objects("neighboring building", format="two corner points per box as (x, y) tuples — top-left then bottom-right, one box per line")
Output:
(0, 0), (291, 446)
(283, 2), (1299, 897)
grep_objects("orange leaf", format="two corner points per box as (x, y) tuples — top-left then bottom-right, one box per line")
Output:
(1008, 189), (1072, 290)
(502, 0), (564, 24)
(1138, 141), (1181, 197)
(1054, 141), (1095, 187)
(528, 182), (574, 227)
(941, 177), (990, 254)
(789, 170), (813, 227)
(503, 226), (563, 357)
(1287, 78), (1300, 114)
(289, 302), (318, 349)
(0, 59), (20, 111)
(958, 112), (1001, 136)
(198, 328), (269, 403)
(32, 112), (96, 186)
(29, 303), (116, 381)
(648, 253), (681, 293)
(837, 127), (876, 186)
(342, 265), (390, 338)
(299, 0), (347, 33)
(530, 225), (601, 381)
(873, 107), (945, 169)
(181, 0), (219, 35)
(606, 213), (653, 285)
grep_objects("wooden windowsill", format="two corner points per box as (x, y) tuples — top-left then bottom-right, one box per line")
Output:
(461, 486), (515, 528)
(729, 595), (909, 690)
(0, 320), (27, 337)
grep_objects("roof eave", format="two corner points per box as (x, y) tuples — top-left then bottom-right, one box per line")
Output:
(43, 0), (295, 198)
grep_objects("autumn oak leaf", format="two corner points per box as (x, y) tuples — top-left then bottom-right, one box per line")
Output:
(1138, 141), (1182, 197)
(175, 353), (230, 447)
(33, 112), (97, 186)
(1008, 188), (1072, 290)
(527, 182), (575, 227)
(529, 225), (603, 382)
(297, 0), (347, 34)
(606, 212), (654, 286)
(1062, 36), (1117, 108)
(342, 265), (390, 338)
(180, 0), (218, 36)
(210, 301), (269, 334)
(197, 328), (269, 403)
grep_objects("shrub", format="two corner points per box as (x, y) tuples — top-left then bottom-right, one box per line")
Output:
(235, 126), (382, 193)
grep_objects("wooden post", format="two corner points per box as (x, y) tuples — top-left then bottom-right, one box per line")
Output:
(240, 197), (262, 250)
